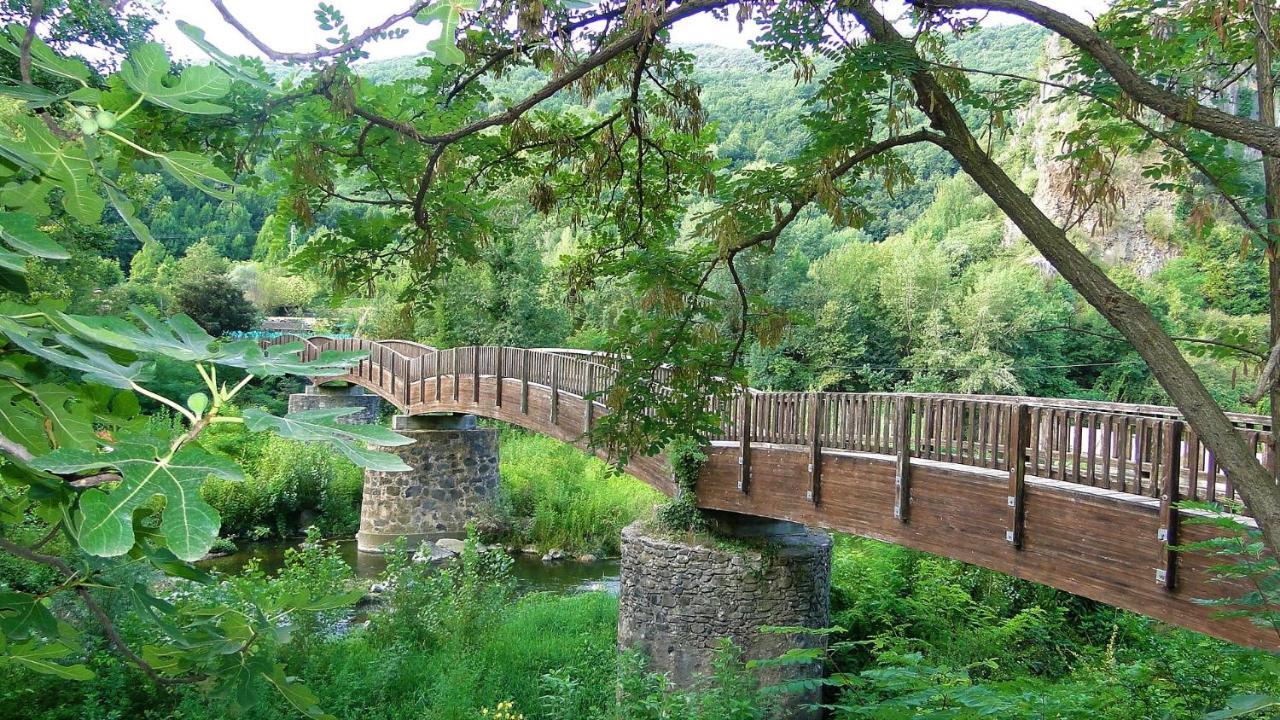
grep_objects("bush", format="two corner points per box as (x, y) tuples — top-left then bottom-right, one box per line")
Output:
(495, 430), (663, 554)
(200, 433), (364, 541)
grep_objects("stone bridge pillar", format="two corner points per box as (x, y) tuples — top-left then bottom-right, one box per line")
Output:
(617, 513), (831, 719)
(288, 382), (382, 424)
(356, 414), (500, 553)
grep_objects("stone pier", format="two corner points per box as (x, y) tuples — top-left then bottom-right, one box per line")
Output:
(287, 382), (382, 424)
(617, 513), (831, 718)
(356, 414), (500, 553)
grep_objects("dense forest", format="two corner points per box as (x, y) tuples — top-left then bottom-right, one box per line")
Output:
(2, 2), (1280, 720)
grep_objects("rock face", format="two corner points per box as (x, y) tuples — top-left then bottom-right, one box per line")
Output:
(356, 414), (500, 552)
(1010, 37), (1181, 277)
(287, 383), (382, 424)
(617, 521), (831, 719)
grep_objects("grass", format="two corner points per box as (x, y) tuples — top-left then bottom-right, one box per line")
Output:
(495, 429), (665, 555)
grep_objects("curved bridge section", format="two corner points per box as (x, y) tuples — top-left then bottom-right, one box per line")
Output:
(269, 336), (1277, 649)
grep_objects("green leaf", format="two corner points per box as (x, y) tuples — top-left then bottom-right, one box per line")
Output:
(0, 25), (90, 83)
(104, 183), (156, 247)
(34, 434), (241, 561)
(0, 82), (63, 108)
(216, 339), (365, 377)
(262, 662), (337, 720)
(241, 407), (412, 471)
(1205, 695), (1280, 719)
(0, 116), (103, 223)
(120, 43), (232, 115)
(0, 211), (67, 259)
(57, 308), (216, 363)
(0, 383), (50, 454)
(175, 22), (282, 95)
(16, 382), (94, 452)
(0, 591), (59, 639)
(417, 0), (477, 66)
(157, 151), (234, 200)
(2, 640), (94, 680)
(0, 321), (152, 389)
(1, 179), (52, 218)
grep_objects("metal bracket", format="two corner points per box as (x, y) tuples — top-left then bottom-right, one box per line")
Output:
(1157, 528), (1169, 542)
(806, 463), (814, 472)
(737, 456), (744, 465)
(1007, 495), (1017, 507)
(1155, 568), (1167, 584)
(805, 490), (813, 500)
(892, 507), (901, 519)
(1005, 530), (1016, 543)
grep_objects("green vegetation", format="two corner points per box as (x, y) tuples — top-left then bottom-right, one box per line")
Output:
(2, 1), (1279, 718)
(200, 423), (366, 542)
(489, 430), (665, 555)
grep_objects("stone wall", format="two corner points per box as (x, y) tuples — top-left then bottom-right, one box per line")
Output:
(617, 521), (831, 718)
(287, 384), (382, 424)
(357, 414), (500, 552)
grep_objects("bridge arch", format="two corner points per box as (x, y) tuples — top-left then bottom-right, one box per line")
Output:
(267, 336), (1278, 650)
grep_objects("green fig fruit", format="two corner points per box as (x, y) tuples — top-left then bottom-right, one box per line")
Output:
(94, 110), (116, 130)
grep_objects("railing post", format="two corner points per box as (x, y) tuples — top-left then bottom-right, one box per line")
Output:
(1006, 403), (1030, 548)
(1157, 421), (1184, 589)
(472, 346), (481, 404)
(495, 347), (504, 408)
(435, 350), (442, 402)
(807, 392), (822, 505)
(452, 347), (460, 402)
(550, 356), (560, 425)
(520, 349), (530, 414)
(739, 388), (751, 493)
(584, 363), (596, 435)
(401, 354), (410, 407)
(894, 396), (913, 522)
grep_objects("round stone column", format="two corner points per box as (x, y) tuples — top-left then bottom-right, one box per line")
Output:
(288, 382), (382, 424)
(617, 516), (831, 718)
(356, 414), (500, 553)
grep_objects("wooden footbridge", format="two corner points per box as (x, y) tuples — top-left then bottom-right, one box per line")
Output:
(271, 336), (1279, 649)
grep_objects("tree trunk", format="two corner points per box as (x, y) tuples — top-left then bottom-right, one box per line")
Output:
(850, 0), (1280, 557)
(1255, 0), (1280, 483)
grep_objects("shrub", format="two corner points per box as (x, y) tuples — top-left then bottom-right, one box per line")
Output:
(200, 434), (364, 541)
(496, 430), (663, 554)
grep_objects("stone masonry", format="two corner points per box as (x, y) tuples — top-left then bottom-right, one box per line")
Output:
(617, 519), (831, 719)
(287, 383), (382, 424)
(356, 414), (500, 552)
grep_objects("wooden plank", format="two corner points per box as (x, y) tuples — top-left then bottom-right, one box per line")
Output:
(520, 349), (530, 415)
(451, 347), (460, 401)
(550, 356), (560, 425)
(1157, 421), (1183, 589)
(495, 348), (504, 408)
(1007, 403), (1030, 548)
(1071, 410), (1083, 484)
(808, 393), (822, 505)
(894, 396), (913, 522)
(584, 363), (595, 435)
(739, 390), (752, 493)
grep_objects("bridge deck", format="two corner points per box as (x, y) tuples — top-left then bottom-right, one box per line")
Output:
(272, 337), (1279, 650)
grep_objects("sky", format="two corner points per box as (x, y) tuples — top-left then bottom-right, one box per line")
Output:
(157, 0), (1114, 63)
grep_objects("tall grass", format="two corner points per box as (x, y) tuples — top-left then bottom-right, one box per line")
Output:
(496, 430), (664, 555)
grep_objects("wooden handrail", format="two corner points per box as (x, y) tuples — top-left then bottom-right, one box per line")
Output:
(277, 339), (1271, 516)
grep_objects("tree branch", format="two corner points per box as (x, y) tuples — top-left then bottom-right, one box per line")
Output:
(912, 0), (1280, 156)
(207, 0), (435, 63)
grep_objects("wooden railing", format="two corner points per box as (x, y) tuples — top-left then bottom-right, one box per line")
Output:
(266, 335), (1272, 516)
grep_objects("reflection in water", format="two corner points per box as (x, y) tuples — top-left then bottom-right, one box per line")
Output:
(198, 539), (621, 596)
